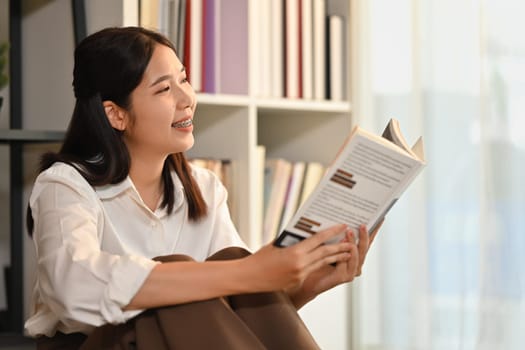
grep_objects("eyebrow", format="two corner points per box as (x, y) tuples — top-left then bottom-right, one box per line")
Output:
(149, 66), (186, 87)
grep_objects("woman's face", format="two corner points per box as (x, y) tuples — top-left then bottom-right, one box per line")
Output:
(124, 44), (196, 160)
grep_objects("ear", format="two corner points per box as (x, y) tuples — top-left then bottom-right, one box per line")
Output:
(103, 101), (128, 131)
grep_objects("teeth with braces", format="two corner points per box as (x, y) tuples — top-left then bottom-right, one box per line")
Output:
(172, 119), (192, 128)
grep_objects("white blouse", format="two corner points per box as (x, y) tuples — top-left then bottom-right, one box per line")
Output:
(24, 162), (247, 337)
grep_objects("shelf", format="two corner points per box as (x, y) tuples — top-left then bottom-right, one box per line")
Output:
(0, 129), (65, 143)
(196, 93), (352, 113)
(196, 93), (250, 107)
(255, 98), (351, 113)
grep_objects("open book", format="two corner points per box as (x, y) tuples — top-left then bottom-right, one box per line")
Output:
(274, 118), (426, 247)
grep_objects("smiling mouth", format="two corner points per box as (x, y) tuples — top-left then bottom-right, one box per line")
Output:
(172, 118), (193, 128)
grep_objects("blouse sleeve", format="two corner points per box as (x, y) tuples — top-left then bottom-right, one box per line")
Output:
(29, 166), (158, 329)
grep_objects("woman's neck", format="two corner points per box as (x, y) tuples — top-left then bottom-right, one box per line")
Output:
(129, 157), (165, 212)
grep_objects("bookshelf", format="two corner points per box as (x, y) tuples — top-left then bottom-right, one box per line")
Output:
(0, 0), (357, 348)
(186, 0), (353, 250)
(182, 2), (355, 347)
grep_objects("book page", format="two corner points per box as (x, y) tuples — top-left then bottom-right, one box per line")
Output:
(276, 132), (424, 246)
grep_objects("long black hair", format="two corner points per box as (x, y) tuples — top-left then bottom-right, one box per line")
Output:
(27, 27), (207, 235)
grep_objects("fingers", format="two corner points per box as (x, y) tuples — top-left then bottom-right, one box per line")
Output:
(309, 227), (359, 274)
(355, 225), (369, 276)
(286, 221), (379, 277)
(334, 232), (359, 281)
(299, 224), (349, 252)
(288, 224), (353, 273)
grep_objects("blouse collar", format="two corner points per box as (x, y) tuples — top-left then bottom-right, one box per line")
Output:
(94, 171), (186, 217)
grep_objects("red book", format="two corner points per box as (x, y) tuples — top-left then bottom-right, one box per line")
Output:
(183, 0), (192, 82)
(297, 0), (302, 98)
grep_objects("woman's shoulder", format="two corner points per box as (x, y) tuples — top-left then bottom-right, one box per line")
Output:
(29, 162), (102, 212)
(32, 162), (95, 198)
(36, 162), (89, 184)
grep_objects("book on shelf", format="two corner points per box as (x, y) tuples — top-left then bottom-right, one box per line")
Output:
(270, 0), (284, 98)
(301, 0), (314, 100)
(137, 0), (347, 101)
(274, 118), (426, 247)
(189, 0), (203, 92)
(284, 0), (301, 98)
(312, 0), (326, 100)
(202, 0), (216, 93)
(188, 157), (238, 227)
(139, 0), (160, 31)
(326, 14), (345, 101)
(278, 161), (306, 234)
(216, 0), (248, 94)
(253, 145), (267, 248)
(298, 161), (326, 206)
(177, 0), (187, 59)
(262, 158), (293, 244)
(254, 0), (273, 98)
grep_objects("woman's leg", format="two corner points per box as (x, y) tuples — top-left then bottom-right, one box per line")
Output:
(207, 247), (321, 350)
(135, 254), (267, 350)
(38, 249), (320, 350)
(49, 254), (267, 350)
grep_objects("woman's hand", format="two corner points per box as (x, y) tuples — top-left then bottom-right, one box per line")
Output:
(244, 224), (355, 294)
(286, 222), (382, 309)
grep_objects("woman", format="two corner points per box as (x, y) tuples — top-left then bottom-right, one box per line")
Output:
(25, 27), (377, 349)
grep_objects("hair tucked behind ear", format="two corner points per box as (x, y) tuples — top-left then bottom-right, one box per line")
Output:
(27, 27), (207, 236)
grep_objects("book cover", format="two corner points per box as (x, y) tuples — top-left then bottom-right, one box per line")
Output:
(274, 119), (426, 247)
(257, 0), (272, 97)
(263, 158), (293, 244)
(167, 0), (181, 47)
(285, 0), (300, 99)
(140, 0), (160, 31)
(182, 0), (191, 77)
(177, 0), (187, 59)
(301, 0), (314, 100)
(189, 0), (202, 92)
(216, 0), (248, 95)
(202, 0), (215, 93)
(328, 15), (345, 101)
(122, 0), (139, 26)
(298, 161), (326, 206)
(279, 161), (306, 234)
(312, 0), (326, 100)
(270, 0), (284, 98)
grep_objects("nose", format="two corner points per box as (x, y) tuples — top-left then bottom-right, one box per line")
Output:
(175, 82), (196, 112)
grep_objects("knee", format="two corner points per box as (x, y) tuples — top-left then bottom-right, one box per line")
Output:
(153, 254), (195, 263)
(207, 246), (251, 261)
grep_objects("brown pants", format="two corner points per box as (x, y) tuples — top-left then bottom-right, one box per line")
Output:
(36, 247), (320, 350)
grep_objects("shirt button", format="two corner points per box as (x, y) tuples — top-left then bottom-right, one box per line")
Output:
(151, 221), (157, 227)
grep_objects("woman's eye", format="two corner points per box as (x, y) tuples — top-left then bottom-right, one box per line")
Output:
(157, 86), (170, 93)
